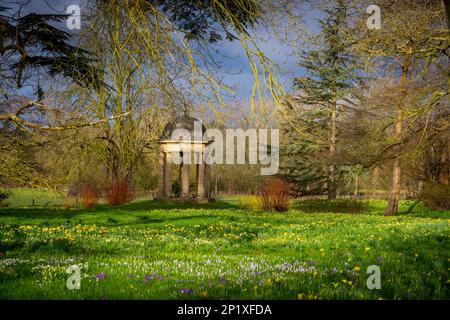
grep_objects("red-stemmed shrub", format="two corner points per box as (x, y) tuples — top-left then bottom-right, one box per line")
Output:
(256, 179), (290, 212)
(80, 184), (98, 208)
(107, 178), (134, 205)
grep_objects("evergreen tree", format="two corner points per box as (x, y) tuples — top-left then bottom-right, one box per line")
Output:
(279, 0), (362, 199)
(0, 7), (100, 91)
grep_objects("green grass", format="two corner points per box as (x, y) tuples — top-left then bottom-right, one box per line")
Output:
(5, 188), (66, 208)
(3, 188), (153, 209)
(0, 194), (448, 300)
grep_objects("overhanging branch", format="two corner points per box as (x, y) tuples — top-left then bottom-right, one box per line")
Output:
(0, 101), (131, 131)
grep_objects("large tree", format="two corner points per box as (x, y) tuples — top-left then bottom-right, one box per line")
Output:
(0, 4), (106, 186)
(353, 0), (448, 215)
(0, 0), (278, 189)
(64, 0), (268, 185)
(280, 0), (363, 199)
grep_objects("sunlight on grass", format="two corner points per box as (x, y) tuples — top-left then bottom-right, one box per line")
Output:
(0, 193), (448, 299)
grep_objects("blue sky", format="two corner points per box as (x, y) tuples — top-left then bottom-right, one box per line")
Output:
(5, 0), (324, 104)
(211, 4), (324, 104)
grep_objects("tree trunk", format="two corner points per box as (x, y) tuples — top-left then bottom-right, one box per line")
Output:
(384, 157), (401, 216)
(328, 103), (337, 199)
(353, 174), (358, 198)
(384, 56), (410, 216)
(438, 136), (449, 185)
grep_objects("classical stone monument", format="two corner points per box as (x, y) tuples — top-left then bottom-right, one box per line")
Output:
(155, 116), (212, 203)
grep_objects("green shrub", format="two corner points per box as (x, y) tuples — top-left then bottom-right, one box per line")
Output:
(419, 182), (450, 210)
(0, 189), (11, 208)
(172, 182), (181, 198)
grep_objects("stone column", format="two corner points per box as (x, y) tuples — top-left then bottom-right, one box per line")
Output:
(205, 164), (210, 199)
(195, 152), (199, 195)
(164, 152), (172, 198)
(181, 162), (190, 198)
(156, 149), (165, 198)
(197, 155), (206, 199)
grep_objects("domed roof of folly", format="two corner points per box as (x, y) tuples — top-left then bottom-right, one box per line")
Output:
(159, 116), (206, 141)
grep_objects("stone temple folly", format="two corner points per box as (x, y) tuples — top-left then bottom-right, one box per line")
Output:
(155, 116), (213, 203)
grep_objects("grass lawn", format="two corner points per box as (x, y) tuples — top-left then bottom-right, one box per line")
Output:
(0, 196), (448, 299)
(5, 188), (66, 208)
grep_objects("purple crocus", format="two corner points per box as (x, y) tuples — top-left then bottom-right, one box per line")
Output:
(96, 272), (107, 280)
(307, 259), (316, 266)
(143, 274), (154, 283)
(180, 288), (193, 294)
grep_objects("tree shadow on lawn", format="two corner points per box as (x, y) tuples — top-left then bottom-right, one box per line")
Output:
(0, 200), (242, 225)
(395, 207), (450, 219)
(119, 199), (239, 211)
